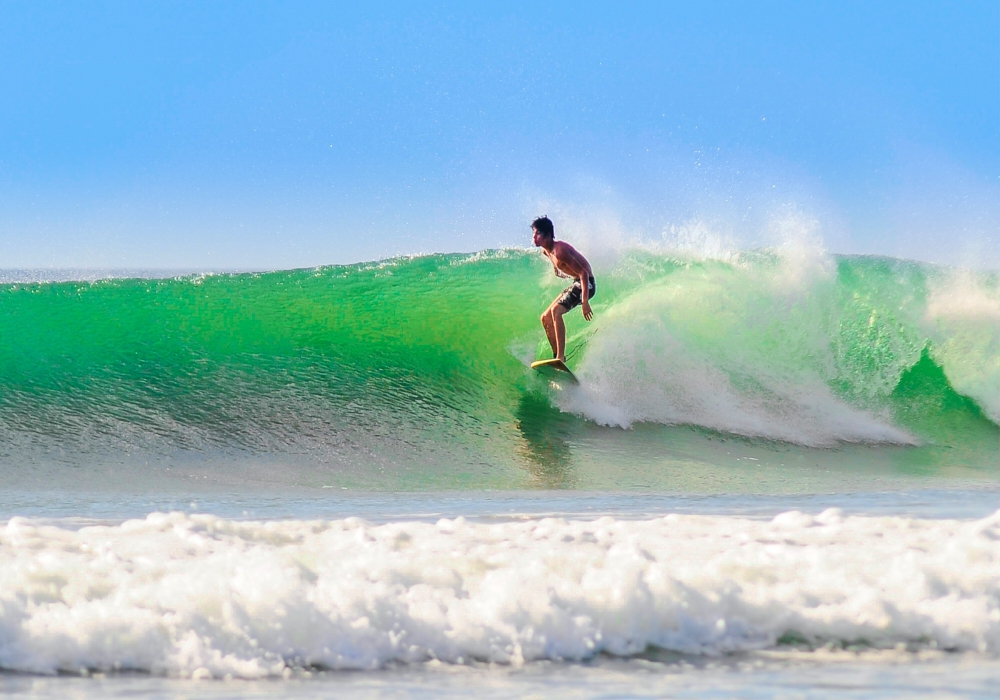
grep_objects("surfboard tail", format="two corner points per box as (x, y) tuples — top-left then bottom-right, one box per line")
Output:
(530, 359), (579, 384)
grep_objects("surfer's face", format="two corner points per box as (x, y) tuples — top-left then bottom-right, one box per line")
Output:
(532, 227), (547, 248)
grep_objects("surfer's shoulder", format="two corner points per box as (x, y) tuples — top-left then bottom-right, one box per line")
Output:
(551, 240), (574, 256)
(553, 240), (590, 270)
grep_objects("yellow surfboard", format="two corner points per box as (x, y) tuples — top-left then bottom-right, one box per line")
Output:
(530, 358), (579, 385)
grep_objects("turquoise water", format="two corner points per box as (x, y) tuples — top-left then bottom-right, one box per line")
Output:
(0, 249), (997, 492)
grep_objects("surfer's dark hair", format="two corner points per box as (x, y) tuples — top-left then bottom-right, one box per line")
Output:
(532, 216), (554, 239)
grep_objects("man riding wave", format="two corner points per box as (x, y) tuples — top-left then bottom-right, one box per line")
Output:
(532, 216), (595, 363)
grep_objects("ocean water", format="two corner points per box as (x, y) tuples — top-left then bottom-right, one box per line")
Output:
(0, 249), (998, 698)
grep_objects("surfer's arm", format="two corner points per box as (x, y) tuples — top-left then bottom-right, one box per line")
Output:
(578, 270), (593, 321)
(565, 246), (594, 321)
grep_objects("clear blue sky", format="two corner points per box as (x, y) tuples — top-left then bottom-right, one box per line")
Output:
(1, 1), (997, 269)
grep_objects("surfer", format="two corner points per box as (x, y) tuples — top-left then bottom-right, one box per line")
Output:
(532, 216), (595, 363)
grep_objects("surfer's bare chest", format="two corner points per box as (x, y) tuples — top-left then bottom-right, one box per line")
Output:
(542, 249), (575, 278)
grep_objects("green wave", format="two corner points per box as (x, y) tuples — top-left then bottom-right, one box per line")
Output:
(0, 250), (996, 488)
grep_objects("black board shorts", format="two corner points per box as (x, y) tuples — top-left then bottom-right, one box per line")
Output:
(556, 276), (596, 310)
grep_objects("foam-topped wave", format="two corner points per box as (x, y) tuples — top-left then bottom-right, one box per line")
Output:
(559, 247), (998, 446)
(923, 269), (1000, 420)
(0, 247), (996, 476)
(559, 247), (907, 446)
(3, 510), (1000, 677)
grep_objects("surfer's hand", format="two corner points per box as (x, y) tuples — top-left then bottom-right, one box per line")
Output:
(582, 301), (593, 321)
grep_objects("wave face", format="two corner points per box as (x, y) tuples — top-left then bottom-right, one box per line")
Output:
(3, 509), (1000, 677)
(0, 250), (996, 480)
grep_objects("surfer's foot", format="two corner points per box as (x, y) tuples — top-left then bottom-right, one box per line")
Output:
(557, 356), (566, 363)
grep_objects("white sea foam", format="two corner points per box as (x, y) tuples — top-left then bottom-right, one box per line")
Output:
(562, 347), (912, 446)
(529, 206), (915, 445)
(531, 223), (999, 444)
(2, 510), (1000, 678)
(561, 243), (913, 446)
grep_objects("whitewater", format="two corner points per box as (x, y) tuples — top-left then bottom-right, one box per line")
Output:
(1, 244), (999, 698)
(4, 507), (1000, 677)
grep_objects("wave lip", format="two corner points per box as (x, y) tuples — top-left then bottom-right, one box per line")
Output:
(2, 510), (1000, 677)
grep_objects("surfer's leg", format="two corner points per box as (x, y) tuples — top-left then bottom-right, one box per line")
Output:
(551, 304), (567, 362)
(547, 283), (578, 362)
(541, 305), (558, 357)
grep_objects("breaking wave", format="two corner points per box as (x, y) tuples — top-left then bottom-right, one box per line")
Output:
(3, 510), (1000, 677)
(0, 246), (995, 469)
